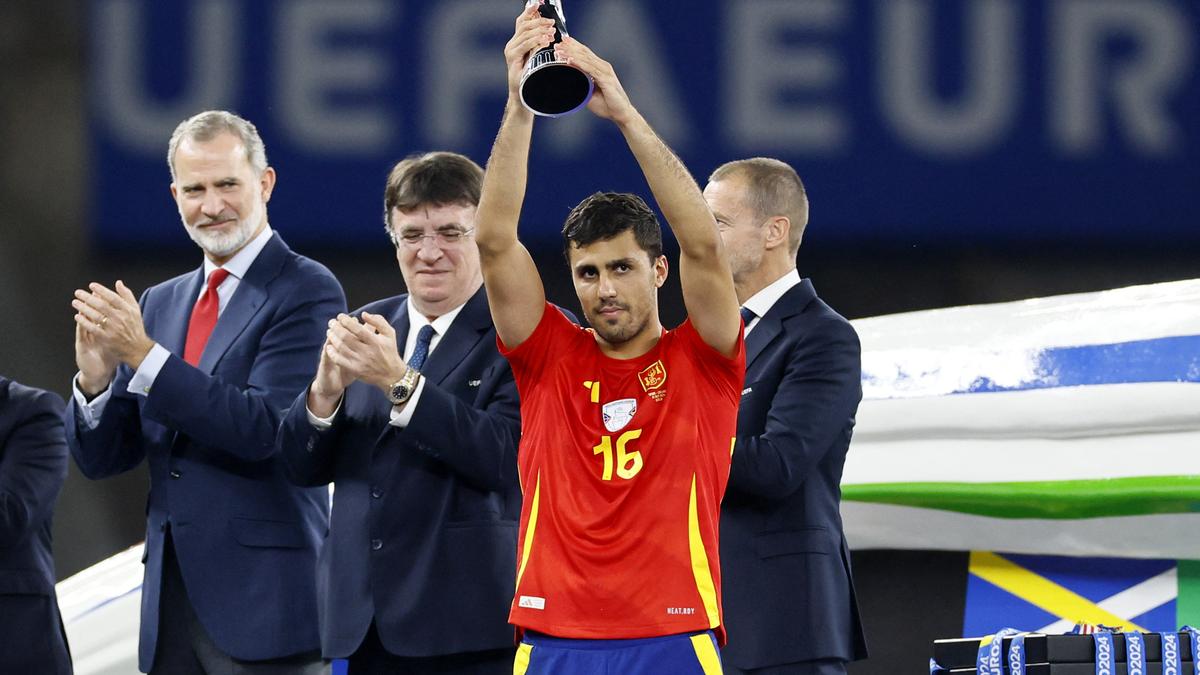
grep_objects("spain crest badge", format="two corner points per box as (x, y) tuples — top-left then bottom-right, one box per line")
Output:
(638, 359), (667, 392)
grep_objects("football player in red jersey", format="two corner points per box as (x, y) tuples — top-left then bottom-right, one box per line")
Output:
(474, 4), (745, 674)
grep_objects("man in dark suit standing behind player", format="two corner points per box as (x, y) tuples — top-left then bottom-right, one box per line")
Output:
(704, 158), (868, 675)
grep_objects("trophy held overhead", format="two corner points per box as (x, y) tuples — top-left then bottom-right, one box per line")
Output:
(519, 0), (595, 117)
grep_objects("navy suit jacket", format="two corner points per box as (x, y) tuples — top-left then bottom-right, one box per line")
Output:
(277, 287), (526, 659)
(720, 279), (868, 669)
(0, 379), (72, 674)
(65, 233), (346, 672)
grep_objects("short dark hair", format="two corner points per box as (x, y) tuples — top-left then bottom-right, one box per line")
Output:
(383, 151), (483, 235)
(708, 157), (809, 255)
(562, 192), (663, 262)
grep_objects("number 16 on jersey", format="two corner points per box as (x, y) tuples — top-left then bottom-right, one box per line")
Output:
(592, 429), (643, 481)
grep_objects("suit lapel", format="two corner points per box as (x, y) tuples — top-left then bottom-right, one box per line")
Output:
(745, 279), (818, 372)
(158, 268), (204, 356)
(419, 288), (490, 387)
(745, 316), (782, 373)
(368, 289), (489, 451)
(197, 233), (287, 374)
(389, 298), (412, 363)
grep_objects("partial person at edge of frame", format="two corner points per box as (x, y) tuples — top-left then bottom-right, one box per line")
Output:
(0, 376), (73, 674)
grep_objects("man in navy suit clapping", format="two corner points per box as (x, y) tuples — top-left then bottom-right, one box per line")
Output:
(278, 152), (528, 674)
(67, 110), (345, 674)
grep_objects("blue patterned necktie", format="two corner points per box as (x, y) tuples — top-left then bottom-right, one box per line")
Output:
(408, 324), (435, 370)
(740, 306), (756, 326)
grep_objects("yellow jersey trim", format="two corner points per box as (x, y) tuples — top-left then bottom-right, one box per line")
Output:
(688, 475), (721, 629)
(516, 472), (541, 590)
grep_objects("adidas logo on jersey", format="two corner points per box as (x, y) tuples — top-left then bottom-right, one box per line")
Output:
(518, 595), (546, 610)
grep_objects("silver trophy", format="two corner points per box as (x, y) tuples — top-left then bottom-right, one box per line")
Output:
(519, 0), (594, 117)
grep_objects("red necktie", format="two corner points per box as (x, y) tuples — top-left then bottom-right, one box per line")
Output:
(184, 268), (231, 366)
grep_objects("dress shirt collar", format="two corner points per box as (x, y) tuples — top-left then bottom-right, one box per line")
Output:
(743, 268), (802, 320)
(405, 296), (468, 337)
(201, 225), (274, 281)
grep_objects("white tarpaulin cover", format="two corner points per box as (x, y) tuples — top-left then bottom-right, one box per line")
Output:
(845, 278), (1200, 559)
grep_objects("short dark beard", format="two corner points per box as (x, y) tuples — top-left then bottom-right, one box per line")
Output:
(590, 309), (648, 346)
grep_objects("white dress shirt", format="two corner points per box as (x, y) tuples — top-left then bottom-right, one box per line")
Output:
(741, 269), (802, 336)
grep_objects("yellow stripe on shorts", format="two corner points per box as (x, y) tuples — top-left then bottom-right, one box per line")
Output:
(512, 642), (533, 675)
(690, 633), (723, 675)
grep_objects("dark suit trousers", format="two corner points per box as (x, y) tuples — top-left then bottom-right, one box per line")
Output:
(151, 530), (328, 675)
(347, 622), (514, 675)
(723, 659), (847, 675)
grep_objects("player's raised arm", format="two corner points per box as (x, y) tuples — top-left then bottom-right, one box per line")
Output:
(475, 4), (556, 350)
(555, 38), (741, 357)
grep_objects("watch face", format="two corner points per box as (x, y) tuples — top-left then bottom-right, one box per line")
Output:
(389, 369), (420, 405)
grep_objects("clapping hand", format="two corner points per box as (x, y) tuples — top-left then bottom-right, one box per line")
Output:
(72, 281), (153, 395)
(319, 312), (408, 395)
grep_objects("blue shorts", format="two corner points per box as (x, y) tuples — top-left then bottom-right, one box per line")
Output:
(514, 630), (723, 675)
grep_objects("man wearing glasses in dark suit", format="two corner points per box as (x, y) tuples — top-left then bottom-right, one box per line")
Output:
(278, 152), (540, 674)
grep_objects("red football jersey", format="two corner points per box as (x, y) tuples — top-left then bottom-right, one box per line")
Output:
(501, 303), (745, 643)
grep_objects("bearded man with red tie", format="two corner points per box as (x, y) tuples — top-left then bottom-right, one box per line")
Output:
(66, 110), (345, 674)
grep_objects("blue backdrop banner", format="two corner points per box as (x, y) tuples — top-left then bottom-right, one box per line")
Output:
(89, 0), (1200, 250)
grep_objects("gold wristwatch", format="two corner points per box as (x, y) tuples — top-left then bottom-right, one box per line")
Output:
(386, 367), (422, 405)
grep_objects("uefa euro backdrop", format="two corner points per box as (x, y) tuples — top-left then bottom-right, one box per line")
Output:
(89, 0), (1199, 251)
